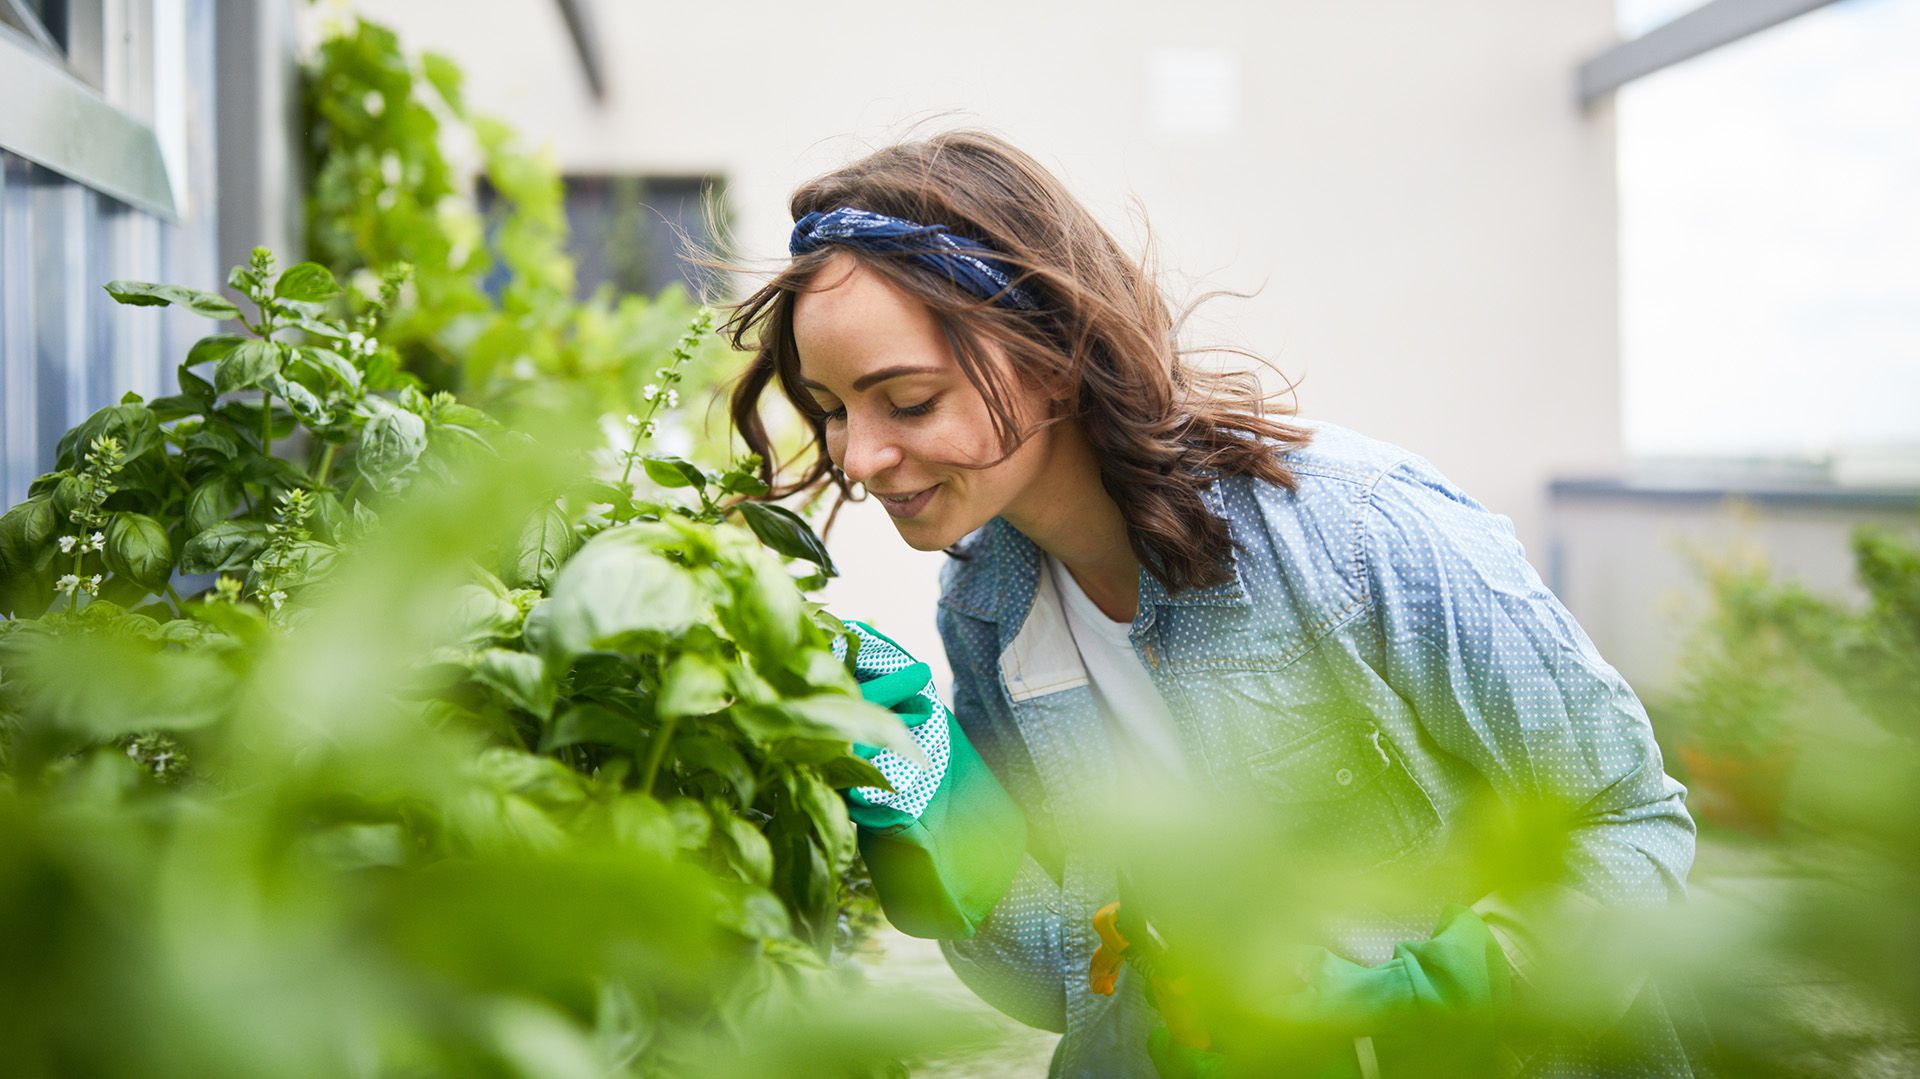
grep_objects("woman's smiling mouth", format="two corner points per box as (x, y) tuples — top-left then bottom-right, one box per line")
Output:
(877, 484), (939, 519)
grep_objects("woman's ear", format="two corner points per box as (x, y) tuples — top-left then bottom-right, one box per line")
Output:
(1039, 369), (1080, 421)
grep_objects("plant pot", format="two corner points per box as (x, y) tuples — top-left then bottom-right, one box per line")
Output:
(1676, 742), (1795, 835)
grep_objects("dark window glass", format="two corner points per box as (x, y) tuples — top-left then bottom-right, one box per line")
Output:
(478, 174), (728, 301)
(17, 0), (68, 51)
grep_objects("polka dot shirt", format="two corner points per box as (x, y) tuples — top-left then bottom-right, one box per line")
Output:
(930, 420), (1699, 1077)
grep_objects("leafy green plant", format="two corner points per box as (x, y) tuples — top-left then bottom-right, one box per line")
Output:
(301, 15), (752, 467)
(0, 248), (475, 621)
(1647, 522), (1920, 1074)
(0, 249), (947, 1073)
(1663, 525), (1920, 763)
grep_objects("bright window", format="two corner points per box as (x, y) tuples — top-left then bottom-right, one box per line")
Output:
(1616, 0), (1920, 470)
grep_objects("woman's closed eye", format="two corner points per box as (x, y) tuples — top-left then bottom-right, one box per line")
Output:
(820, 396), (940, 422)
(890, 396), (939, 419)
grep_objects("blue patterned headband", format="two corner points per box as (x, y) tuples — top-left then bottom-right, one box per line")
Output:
(788, 207), (1041, 311)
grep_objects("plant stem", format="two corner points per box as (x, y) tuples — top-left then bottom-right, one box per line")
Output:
(315, 442), (338, 486)
(163, 581), (185, 615)
(260, 392), (274, 451)
(639, 715), (679, 796)
(617, 419), (649, 491)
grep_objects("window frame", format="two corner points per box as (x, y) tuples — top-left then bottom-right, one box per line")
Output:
(0, 0), (177, 220)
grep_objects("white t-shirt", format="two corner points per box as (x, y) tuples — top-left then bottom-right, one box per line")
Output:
(1045, 554), (1187, 784)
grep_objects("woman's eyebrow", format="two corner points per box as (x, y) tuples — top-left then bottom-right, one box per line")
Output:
(798, 365), (943, 394)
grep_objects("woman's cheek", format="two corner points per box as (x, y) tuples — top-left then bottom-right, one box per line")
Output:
(823, 426), (847, 470)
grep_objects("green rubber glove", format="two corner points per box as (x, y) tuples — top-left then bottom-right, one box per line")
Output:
(832, 619), (1028, 940)
(1274, 905), (1514, 1076)
(1148, 906), (1512, 1078)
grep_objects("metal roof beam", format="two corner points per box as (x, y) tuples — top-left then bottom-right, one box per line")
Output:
(553, 0), (607, 103)
(1578, 0), (1838, 107)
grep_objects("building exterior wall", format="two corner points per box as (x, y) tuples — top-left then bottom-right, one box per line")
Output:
(0, 0), (224, 508)
(1550, 487), (1920, 699)
(319, 0), (1623, 682)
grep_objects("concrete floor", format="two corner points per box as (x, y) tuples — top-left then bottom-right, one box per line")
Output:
(856, 927), (1061, 1078)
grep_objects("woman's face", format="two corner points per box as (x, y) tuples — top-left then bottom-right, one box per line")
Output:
(791, 251), (1059, 552)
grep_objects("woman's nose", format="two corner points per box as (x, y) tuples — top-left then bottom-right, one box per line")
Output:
(837, 416), (904, 486)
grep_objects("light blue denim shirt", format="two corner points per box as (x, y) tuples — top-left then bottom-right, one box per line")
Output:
(932, 420), (1696, 1077)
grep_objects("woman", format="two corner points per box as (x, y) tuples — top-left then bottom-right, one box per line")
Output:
(720, 130), (1696, 1077)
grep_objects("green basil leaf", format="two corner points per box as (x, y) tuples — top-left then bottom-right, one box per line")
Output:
(471, 648), (556, 718)
(421, 51), (465, 112)
(285, 315), (348, 341)
(184, 425), (243, 460)
(642, 455), (707, 490)
(267, 374), (329, 426)
(297, 346), (361, 391)
(737, 501), (837, 576)
(179, 519), (268, 574)
(103, 280), (240, 320)
(442, 582), (522, 644)
(103, 512), (172, 592)
(215, 339), (283, 393)
(540, 702), (648, 755)
(658, 652), (730, 721)
(817, 753), (893, 791)
(542, 527), (704, 659)
(274, 261), (341, 302)
(737, 695), (916, 758)
(794, 771), (856, 873)
(357, 407), (428, 490)
(145, 394), (205, 422)
(185, 333), (246, 371)
(723, 551), (805, 660)
(177, 364), (217, 404)
(717, 812), (774, 887)
(504, 504), (577, 590)
(720, 469), (771, 497)
(185, 476), (243, 536)
(51, 475), (87, 518)
(252, 540), (339, 590)
(0, 496), (56, 575)
(676, 735), (756, 805)
(56, 403), (162, 469)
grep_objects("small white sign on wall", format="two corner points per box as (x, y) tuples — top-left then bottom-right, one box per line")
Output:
(1147, 48), (1240, 135)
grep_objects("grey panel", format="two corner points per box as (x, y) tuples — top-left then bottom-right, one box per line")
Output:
(2, 153), (40, 506)
(0, 27), (178, 218)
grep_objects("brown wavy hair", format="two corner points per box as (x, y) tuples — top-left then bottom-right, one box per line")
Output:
(709, 128), (1312, 595)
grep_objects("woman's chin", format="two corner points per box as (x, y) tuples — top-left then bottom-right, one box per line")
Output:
(893, 519), (954, 552)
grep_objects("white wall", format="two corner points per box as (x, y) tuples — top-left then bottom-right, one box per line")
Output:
(1550, 488), (1920, 700)
(311, 0), (1622, 687)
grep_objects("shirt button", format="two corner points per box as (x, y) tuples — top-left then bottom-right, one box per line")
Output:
(1334, 767), (1355, 786)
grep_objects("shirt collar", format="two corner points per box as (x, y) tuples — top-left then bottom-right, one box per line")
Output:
(939, 478), (1251, 628)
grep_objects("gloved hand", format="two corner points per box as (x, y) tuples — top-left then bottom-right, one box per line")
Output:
(1090, 901), (1212, 1048)
(1276, 905), (1511, 1035)
(831, 619), (1027, 939)
(1121, 904), (1513, 1079)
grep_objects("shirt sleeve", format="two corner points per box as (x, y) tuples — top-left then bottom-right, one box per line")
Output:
(932, 635), (1069, 1034)
(939, 855), (1070, 1033)
(1359, 457), (1695, 919)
